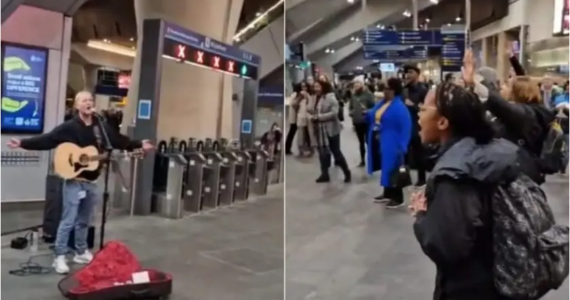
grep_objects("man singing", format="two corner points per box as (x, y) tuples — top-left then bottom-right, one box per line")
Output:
(7, 91), (154, 274)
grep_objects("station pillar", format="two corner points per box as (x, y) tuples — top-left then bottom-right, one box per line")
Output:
(123, 0), (244, 139)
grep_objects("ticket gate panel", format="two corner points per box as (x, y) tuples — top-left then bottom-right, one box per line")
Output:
(184, 153), (207, 213)
(157, 155), (187, 219)
(218, 153), (239, 205)
(248, 150), (270, 196)
(234, 152), (250, 201)
(202, 154), (223, 209)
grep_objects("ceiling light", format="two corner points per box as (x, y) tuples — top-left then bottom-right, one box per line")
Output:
(129, 37), (134, 41)
(256, 12), (262, 17)
(430, 0), (438, 3)
(355, 37), (360, 41)
(446, 23), (452, 26)
(425, 18), (430, 23)
(234, 0), (283, 40)
(325, 49), (331, 53)
(350, 36), (355, 41)
(347, 0), (355, 3)
(403, 10), (411, 17)
(103, 39), (109, 43)
(456, 17), (461, 22)
(330, 49), (335, 53)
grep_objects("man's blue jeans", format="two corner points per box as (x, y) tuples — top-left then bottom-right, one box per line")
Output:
(54, 180), (98, 256)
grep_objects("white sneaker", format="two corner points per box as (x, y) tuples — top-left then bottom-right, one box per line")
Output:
(73, 250), (93, 264)
(52, 255), (70, 274)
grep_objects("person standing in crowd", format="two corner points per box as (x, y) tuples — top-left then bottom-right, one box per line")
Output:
(540, 75), (560, 109)
(403, 65), (429, 186)
(470, 50), (556, 185)
(411, 82), (518, 300)
(285, 82), (306, 155)
(555, 81), (569, 174)
(349, 78), (375, 167)
(308, 80), (351, 183)
(296, 82), (315, 156)
(367, 78), (412, 208)
(6, 91), (154, 274)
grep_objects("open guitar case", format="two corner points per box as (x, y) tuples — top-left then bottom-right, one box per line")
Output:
(58, 241), (172, 300)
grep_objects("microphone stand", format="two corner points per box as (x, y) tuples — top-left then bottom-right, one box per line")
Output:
(94, 113), (114, 250)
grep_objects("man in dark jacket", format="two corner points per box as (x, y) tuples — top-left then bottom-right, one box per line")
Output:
(349, 79), (376, 166)
(404, 65), (429, 185)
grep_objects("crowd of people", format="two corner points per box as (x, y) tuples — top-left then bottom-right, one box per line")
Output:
(286, 48), (570, 299)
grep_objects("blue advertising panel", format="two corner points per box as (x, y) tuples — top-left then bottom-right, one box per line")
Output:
(162, 21), (261, 80)
(440, 31), (466, 72)
(363, 30), (442, 46)
(1, 43), (48, 134)
(258, 86), (284, 105)
(364, 47), (427, 61)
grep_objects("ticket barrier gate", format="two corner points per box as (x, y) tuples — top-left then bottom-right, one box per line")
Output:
(200, 139), (228, 209)
(183, 139), (208, 213)
(217, 139), (239, 206)
(233, 150), (252, 201)
(154, 151), (187, 219)
(247, 149), (271, 195)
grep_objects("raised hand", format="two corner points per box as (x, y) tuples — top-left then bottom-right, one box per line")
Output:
(462, 49), (476, 85)
(6, 138), (21, 149)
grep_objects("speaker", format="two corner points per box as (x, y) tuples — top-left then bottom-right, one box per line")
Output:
(43, 175), (95, 250)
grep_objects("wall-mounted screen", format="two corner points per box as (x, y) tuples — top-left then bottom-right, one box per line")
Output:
(1, 43), (48, 134)
(553, 0), (569, 35)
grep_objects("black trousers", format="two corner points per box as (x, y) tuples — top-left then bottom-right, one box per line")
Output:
(354, 123), (368, 162)
(318, 134), (349, 176)
(384, 187), (404, 203)
(409, 134), (426, 183)
(285, 123), (298, 153)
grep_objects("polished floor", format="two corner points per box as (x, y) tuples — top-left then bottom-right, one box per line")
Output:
(1, 185), (284, 300)
(285, 122), (569, 300)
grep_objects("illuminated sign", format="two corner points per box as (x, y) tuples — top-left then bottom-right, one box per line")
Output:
(1, 43), (48, 134)
(553, 0), (569, 35)
(162, 22), (260, 80)
(163, 39), (259, 80)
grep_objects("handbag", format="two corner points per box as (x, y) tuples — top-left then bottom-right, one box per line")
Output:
(389, 153), (412, 188)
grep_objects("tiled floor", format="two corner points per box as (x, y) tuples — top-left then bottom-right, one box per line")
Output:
(285, 121), (569, 300)
(1, 185), (284, 300)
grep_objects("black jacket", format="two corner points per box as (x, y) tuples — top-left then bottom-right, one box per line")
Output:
(414, 137), (520, 300)
(404, 82), (428, 133)
(20, 117), (142, 181)
(482, 84), (555, 184)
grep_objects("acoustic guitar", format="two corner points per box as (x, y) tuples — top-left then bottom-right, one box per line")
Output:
(53, 142), (142, 179)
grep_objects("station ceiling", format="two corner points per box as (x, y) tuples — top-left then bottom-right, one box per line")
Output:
(71, 0), (278, 48)
(287, 0), (509, 70)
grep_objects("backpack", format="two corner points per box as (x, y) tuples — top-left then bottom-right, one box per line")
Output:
(492, 175), (569, 298)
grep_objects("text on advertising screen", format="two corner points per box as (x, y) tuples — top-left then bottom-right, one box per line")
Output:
(1, 43), (48, 134)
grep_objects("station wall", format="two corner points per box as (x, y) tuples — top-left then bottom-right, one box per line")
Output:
(471, 0), (527, 41)
(1, 5), (71, 202)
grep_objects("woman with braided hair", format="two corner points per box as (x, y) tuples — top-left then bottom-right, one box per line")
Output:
(410, 82), (521, 300)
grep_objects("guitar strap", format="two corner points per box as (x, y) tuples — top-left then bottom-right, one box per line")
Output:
(93, 125), (103, 151)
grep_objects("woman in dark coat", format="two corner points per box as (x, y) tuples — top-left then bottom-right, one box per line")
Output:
(366, 78), (412, 208)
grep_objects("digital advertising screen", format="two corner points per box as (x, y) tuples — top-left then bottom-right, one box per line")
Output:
(1, 43), (48, 134)
(553, 0), (569, 35)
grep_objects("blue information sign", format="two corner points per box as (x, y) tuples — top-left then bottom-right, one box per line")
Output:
(137, 99), (152, 120)
(440, 31), (466, 72)
(1, 44), (48, 134)
(363, 30), (442, 46)
(364, 46), (427, 61)
(241, 119), (252, 134)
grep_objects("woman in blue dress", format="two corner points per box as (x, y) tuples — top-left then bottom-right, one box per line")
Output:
(365, 78), (413, 208)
